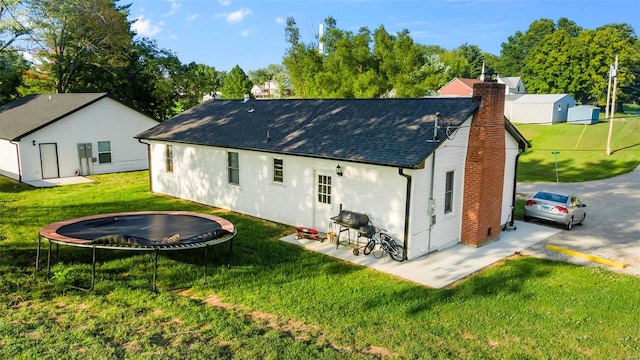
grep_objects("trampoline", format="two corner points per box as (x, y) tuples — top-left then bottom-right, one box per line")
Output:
(36, 211), (237, 291)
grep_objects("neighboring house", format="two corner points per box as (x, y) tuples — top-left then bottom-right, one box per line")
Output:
(136, 82), (528, 261)
(496, 76), (526, 95)
(0, 93), (158, 183)
(250, 80), (291, 99)
(567, 105), (600, 125)
(438, 78), (482, 96)
(504, 94), (576, 124)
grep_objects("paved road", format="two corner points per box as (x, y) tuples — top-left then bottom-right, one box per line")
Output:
(517, 166), (640, 277)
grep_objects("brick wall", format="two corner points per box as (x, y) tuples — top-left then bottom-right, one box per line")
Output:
(461, 82), (506, 247)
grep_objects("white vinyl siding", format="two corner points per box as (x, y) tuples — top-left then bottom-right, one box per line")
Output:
(11, 97), (156, 182)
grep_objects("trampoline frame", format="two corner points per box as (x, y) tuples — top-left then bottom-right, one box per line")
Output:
(36, 211), (236, 291)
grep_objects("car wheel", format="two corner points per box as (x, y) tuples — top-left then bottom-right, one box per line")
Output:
(565, 217), (573, 230)
(578, 214), (586, 226)
(523, 215), (531, 222)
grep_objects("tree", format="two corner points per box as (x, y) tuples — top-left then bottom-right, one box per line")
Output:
(221, 65), (252, 99)
(498, 18), (556, 76)
(0, 48), (28, 104)
(30, 0), (134, 93)
(283, 16), (322, 97)
(0, 0), (30, 52)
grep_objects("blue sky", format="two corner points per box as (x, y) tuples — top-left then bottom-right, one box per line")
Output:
(128, 0), (640, 73)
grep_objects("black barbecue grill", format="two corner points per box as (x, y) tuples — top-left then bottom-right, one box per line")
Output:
(330, 210), (373, 249)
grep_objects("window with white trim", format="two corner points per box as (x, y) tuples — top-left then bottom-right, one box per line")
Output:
(97, 141), (111, 164)
(165, 145), (173, 173)
(273, 158), (284, 183)
(317, 175), (331, 204)
(228, 152), (239, 185)
(444, 171), (454, 214)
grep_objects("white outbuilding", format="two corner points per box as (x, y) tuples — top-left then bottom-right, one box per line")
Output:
(0, 93), (158, 184)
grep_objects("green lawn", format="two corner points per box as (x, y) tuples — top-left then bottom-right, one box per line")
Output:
(516, 113), (640, 182)
(1, 172), (639, 359)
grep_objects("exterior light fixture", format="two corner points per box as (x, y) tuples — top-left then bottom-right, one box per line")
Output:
(336, 164), (343, 177)
(32, 140), (36, 146)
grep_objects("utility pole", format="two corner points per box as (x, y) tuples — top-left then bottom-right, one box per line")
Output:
(605, 64), (613, 119)
(606, 55), (618, 156)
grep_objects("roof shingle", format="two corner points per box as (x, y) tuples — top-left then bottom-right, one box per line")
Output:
(136, 98), (479, 168)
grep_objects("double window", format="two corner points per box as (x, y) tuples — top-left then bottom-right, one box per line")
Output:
(97, 141), (111, 164)
(228, 152), (239, 185)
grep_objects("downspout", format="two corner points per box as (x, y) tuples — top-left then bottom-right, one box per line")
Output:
(398, 168), (411, 261)
(510, 145), (526, 227)
(9, 141), (22, 182)
(428, 151), (436, 252)
(137, 139), (153, 191)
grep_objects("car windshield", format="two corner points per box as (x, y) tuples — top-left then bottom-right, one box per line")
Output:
(534, 192), (568, 204)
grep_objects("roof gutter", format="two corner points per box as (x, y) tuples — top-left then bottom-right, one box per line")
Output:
(9, 141), (22, 182)
(398, 168), (411, 261)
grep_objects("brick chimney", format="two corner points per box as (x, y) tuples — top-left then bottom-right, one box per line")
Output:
(461, 82), (506, 247)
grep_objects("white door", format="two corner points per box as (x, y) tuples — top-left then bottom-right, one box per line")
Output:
(39, 143), (60, 179)
(313, 171), (335, 232)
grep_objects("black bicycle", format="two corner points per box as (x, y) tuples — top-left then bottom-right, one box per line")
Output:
(361, 228), (405, 262)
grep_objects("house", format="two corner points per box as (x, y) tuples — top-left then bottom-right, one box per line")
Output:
(0, 93), (158, 183)
(136, 82), (529, 260)
(250, 80), (291, 99)
(504, 94), (576, 124)
(438, 78), (482, 96)
(567, 105), (600, 125)
(496, 76), (526, 95)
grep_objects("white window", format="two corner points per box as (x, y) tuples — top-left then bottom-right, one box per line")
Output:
(228, 152), (239, 185)
(165, 145), (173, 173)
(97, 141), (111, 164)
(273, 158), (284, 183)
(317, 175), (331, 204)
(444, 171), (454, 214)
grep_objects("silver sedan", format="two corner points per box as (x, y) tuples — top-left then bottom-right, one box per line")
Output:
(523, 190), (586, 230)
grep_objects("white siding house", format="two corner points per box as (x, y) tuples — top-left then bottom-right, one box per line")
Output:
(0, 93), (158, 183)
(137, 83), (529, 260)
(504, 94), (576, 124)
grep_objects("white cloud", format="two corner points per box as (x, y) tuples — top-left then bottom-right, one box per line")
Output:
(275, 16), (284, 24)
(166, 0), (182, 16)
(132, 16), (163, 37)
(225, 8), (251, 25)
(186, 14), (198, 22)
(219, 0), (231, 5)
(240, 28), (255, 37)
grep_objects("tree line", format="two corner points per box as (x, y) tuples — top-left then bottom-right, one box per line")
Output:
(283, 16), (639, 105)
(1, 1), (638, 121)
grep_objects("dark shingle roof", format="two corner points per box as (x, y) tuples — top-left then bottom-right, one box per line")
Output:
(0, 93), (108, 140)
(136, 98), (479, 168)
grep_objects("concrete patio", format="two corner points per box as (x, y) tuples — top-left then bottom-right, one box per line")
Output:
(281, 221), (561, 289)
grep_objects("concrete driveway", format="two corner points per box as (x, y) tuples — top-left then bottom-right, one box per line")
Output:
(517, 166), (640, 277)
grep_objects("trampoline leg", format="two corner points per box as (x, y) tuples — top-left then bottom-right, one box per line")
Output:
(69, 246), (96, 291)
(46, 239), (52, 282)
(152, 249), (159, 292)
(227, 238), (233, 268)
(36, 237), (42, 271)
(202, 245), (209, 284)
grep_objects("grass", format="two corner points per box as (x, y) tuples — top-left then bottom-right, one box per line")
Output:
(1, 172), (640, 359)
(516, 113), (640, 182)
